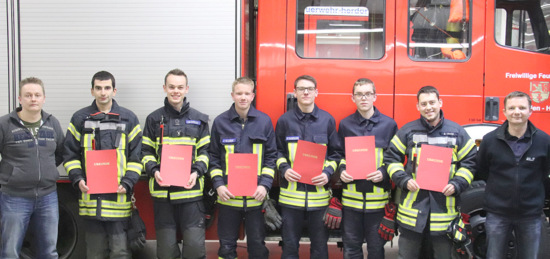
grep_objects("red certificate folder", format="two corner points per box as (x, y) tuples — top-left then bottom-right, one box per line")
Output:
(160, 145), (192, 187)
(416, 144), (453, 192)
(227, 153), (258, 196)
(293, 140), (327, 185)
(345, 136), (376, 180)
(86, 149), (118, 194)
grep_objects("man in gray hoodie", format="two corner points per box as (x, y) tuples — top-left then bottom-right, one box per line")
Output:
(0, 77), (65, 259)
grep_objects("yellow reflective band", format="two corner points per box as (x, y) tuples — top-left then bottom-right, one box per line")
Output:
(397, 213), (417, 227)
(391, 135), (406, 154)
(388, 163), (405, 177)
(457, 139), (475, 161)
(196, 154), (209, 168)
(261, 167), (275, 178)
(309, 190), (330, 199)
(402, 189), (419, 208)
(280, 188), (306, 198)
(430, 222), (452, 232)
(276, 157), (288, 169)
(253, 143), (263, 175)
(376, 148), (384, 168)
(279, 196), (306, 207)
(64, 160), (82, 172)
(149, 178), (168, 198)
(117, 148), (125, 182)
(324, 160), (337, 171)
(398, 204), (419, 217)
(431, 212), (458, 222)
(170, 190), (203, 200)
(82, 134), (93, 150)
(455, 168), (473, 184)
(79, 199), (97, 208)
(68, 123), (81, 142)
(224, 145), (235, 175)
(127, 162), (143, 175)
(101, 209), (131, 218)
(197, 136), (210, 149)
(128, 125), (141, 142)
(79, 208), (96, 216)
(339, 159), (347, 167)
(101, 200), (131, 209)
(343, 189), (363, 200)
(141, 155), (156, 165)
(163, 137), (195, 145)
(142, 136), (155, 148)
(288, 142), (297, 167)
(210, 169), (223, 178)
(308, 199), (330, 207)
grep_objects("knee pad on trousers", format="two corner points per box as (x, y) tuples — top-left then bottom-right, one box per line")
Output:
(182, 227), (206, 259)
(156, 228), (181, 259)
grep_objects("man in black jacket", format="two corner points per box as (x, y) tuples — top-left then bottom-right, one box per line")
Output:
(476, 91), (550, 259)
(0, 77), (65, 259)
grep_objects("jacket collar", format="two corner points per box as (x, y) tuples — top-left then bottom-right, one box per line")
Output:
(496, 120), (537, 140)
(353, 106), (381, 125)
(163, 97), (190, 116)
(228, 103), (260, 121)
(293, 103), (319, 120)
(91, 99), (120, 113)
(9, 107), (51, 124)
(420, 110), (445, 133)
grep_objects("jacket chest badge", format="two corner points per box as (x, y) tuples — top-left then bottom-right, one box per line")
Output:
(526, 157), (535, 161)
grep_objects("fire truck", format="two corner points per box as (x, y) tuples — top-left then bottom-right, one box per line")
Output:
(1, 0), (549, 258)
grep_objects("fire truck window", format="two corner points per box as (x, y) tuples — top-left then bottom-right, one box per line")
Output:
(494, 0), (550, 54)
(296, 0), (385, 59)
(408, 0), (472, 60)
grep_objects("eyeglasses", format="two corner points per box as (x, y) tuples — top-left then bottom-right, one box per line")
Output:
(295, 87), (316, 93)
(353, 92), (375, 99)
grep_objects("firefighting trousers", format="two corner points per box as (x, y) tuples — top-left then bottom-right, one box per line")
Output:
(281, 206), (329, 259)
(153, 200), (206, 259)
(84, 219), (130, 259)
(217, 204), (269, 259)
(397, 227), (452, 259)
(342, 208), (386, 259)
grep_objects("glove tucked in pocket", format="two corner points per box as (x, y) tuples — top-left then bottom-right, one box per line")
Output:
(262, 199), (282, 231)
(323, 197), (343, 229)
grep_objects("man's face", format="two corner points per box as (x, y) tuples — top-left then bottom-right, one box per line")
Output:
(352, 83), (377, 113)
(19, 83), (45, 113)
(231, 83), (255, 111)
(417, 92), (442, 124)
(163, 74), (189, 107)
(504, 96), (532, 126)
(91, 79), (116, 106)
(294, 79), (318, 107)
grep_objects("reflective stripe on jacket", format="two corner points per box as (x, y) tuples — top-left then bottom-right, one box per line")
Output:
(275, 104), (341, 210)
(338, 108), (397, 212)
(209, 104), (277, 209)
(63, 100), (142, 221)
(141, 98), (210, 203)
(384, 111), (476, 234)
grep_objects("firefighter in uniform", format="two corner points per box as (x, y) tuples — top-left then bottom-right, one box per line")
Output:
(209, 77), (277, 259)
(141, 69), (210, 259)
(64, 71), (142, 259)
(338, 78), (398, 259)
(384, 86), (476, 259)
(275, 75), (341, 259)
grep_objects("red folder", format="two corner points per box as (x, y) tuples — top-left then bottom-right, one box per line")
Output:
(293, 140), (327, 185)
(345, 136), (376, 180)
(160, 145), (192, 187)
(228, 153), (258, 197)
(416, 144), (453, 192)
(86, 149), (118, 194)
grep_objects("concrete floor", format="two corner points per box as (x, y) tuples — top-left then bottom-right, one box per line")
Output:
(132, 238), (400, 259)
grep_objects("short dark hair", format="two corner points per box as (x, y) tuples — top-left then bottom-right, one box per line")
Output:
(504, 91), (531, 107)
(19, 77), (45, 96)
(294, 75), (317, 88)
(164, 68), (188, 85)
(91, 71), (116, 89)
(352, 78), (375, 94)
(232, 77), (255, 92)
(417, 85), (439, 101)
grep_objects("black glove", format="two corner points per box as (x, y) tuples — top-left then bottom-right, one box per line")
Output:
(447, 213), (474, 257)
(203, 187), (218, 228)
(323, 197), (343, 229)
(263, 199), (282, 231)
(378, 202), (397, 241)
